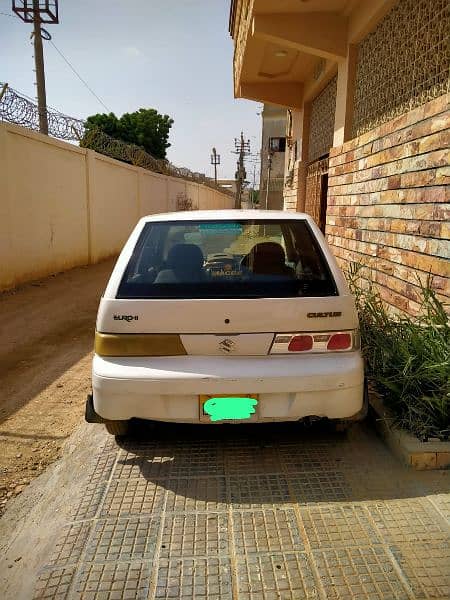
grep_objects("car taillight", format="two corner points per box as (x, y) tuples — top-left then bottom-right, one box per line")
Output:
(288, 335), (313, 352)
(271, 331), (357, 354)
(327, 333), (352, 350)
(95, 332), (187, 356)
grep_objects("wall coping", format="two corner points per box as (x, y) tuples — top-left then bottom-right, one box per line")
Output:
(1, 121), (87, 156)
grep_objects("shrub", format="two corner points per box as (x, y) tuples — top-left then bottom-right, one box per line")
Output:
(347, 263), (449, 441)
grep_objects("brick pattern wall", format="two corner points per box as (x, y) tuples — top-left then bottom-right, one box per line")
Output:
(283, 161), (301, 212)
(326, 94), (449, 315)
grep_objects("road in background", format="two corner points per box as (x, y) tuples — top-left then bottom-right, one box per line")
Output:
(0, 259), (115, 514)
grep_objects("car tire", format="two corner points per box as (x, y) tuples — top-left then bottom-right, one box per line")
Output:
(105, 420), (131, 436)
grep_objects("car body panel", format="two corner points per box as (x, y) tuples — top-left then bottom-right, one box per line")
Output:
(90, 210), (365, 425)
(92, 353), (364, 422)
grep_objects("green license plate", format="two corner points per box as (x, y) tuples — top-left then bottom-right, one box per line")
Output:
(199, 395), (258, 422)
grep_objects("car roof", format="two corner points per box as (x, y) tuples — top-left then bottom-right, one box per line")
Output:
(139, 210), (311, 223)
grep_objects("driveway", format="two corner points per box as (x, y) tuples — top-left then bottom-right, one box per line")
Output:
(1, 262), (449, 599)
(1, 419), (449, 599)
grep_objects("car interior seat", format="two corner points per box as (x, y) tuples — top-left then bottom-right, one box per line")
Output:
(154, 243), (205, 283)
(241, 242), (295, 278)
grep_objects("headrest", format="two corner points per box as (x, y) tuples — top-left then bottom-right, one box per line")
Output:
(167, 243), (204, 272)
(243, 242), (286, 267)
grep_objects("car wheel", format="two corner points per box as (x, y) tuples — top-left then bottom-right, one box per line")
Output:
(105, 420), (131, 436)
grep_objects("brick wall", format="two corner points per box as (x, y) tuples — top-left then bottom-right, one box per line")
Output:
(326, 94), (449, 315)
(283, 163), (300, 212)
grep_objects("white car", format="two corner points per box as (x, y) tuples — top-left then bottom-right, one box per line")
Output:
(86, 210), (366, 435)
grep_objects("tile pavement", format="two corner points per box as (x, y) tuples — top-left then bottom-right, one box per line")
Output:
(33, 422), (450, 599)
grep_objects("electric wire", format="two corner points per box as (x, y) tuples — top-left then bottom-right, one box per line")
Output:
(1, 10), (111, 112)
(48, 40), (111, 112)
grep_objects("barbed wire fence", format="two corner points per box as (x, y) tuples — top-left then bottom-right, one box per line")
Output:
(0, 81), (84, 141)
(0, 82), (230, 194)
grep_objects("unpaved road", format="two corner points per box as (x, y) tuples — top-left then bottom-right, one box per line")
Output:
(0, 259), (115, 515)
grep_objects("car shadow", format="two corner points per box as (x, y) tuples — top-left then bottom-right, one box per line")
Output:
(114, 419), (450, 505)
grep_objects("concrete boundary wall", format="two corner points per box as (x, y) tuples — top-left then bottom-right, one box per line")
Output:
(0, 123), (233, 291)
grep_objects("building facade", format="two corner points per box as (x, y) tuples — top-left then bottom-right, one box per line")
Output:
(229, 0), (449, 314)
(259, 104), (286, 210)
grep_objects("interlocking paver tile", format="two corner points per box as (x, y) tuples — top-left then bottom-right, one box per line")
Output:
(72, 562), (152, 600)
(367, 498), (449, 543)
(154, 557), (232, 599)
(345, 464), (427, 501)
(115, 447), (225, 479)
(278, 442), (339, 473)
(30, 422), (450, 600)
(300, 504), (381, 549)
(72, 482), (108, 521)
(47, 522), (92, 567)
(69, 445), (117, 521)
(427, 493), (450, 522)
(164, 476), (228, 512)
(235, 552), (318, 599)
(33, 566), (76, 599)
(100, 478), (166, 517)
(312, 546), (410, 599)
(232, 509), (304, 554)
(113, 456), (174, 480)
(166, 444), (224, 476)
(289, 470), (352, 504)
(160, 513), (229, 557)
(390, 540), (450, 599)
(228, 474), (292, 508)
(84, 516), (160, 562)
(224, 445), (281, 474)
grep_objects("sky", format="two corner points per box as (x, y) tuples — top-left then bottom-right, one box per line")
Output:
(1, 0), (262, 181)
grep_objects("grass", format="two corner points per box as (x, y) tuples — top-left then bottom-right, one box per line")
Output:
(346, 263), (450, 441)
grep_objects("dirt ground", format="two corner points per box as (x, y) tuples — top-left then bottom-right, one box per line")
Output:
(0, 259), (116, 516)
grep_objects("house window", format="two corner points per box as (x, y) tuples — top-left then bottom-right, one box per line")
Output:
(269, 137), (286, 152)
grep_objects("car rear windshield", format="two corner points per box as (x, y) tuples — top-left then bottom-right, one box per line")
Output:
(117, 219), (337, 299)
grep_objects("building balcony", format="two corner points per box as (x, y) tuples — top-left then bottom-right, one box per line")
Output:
(229, 0), (395, 109)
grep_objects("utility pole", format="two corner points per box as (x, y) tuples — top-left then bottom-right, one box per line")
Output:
(13, 0), (59, 135)
(265, 148), (274, 210)
(232, 132), (250, 209)
(251, 161), (257, 207)
(33, 0), (48, 134)
(210, 147), (220, 186)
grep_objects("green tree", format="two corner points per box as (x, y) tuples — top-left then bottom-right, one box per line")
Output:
(84, 108), (174, 159)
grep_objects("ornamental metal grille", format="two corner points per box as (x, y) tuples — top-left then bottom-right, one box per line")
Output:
(308, 76), (337, 162)
(353, 0), (450, 137)
(305, 157), (329, 230)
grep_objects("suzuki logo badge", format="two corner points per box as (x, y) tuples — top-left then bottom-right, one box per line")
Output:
(219, 338), (236, 354)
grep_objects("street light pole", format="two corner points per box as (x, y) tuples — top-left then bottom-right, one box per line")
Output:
(33, 0), (48, 134)
(210, 147), (220, 186)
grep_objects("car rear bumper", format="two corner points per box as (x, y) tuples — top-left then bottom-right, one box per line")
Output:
(92, 352), (364, 423)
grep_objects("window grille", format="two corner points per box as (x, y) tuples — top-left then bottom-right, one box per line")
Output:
(353, 0), (449, 137)
(305, 157), (329, 227)
(308, 76), (337, 162)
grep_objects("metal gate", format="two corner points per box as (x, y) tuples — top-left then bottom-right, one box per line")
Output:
(305, 156), (329, 232)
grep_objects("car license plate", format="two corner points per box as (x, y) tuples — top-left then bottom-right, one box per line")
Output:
(199, 394), (258, 422)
